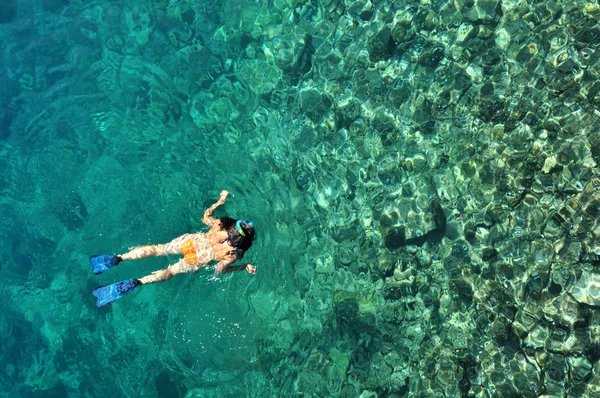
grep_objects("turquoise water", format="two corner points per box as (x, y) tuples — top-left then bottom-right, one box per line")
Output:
(2, 0), (600, 396)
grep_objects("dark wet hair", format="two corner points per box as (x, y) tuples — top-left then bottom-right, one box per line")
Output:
(219, 217), (255, 258)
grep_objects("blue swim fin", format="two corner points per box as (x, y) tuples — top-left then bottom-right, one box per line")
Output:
(92, 278), (140, 307)
(90, 255), (121, 275)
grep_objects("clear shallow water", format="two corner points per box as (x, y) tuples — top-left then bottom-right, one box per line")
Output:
(2, 0), (600, 396)
(1, 1), (289, 395)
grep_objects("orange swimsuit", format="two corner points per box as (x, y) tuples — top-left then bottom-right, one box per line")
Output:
(180, 239), (198, 265)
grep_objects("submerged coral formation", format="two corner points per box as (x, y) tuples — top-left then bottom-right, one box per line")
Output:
(1, 0), (600, 396)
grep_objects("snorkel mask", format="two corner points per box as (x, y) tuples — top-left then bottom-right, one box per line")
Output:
(236, 220), (254, 237)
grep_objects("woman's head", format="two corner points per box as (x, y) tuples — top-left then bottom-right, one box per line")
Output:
(220, 217), (255, 258)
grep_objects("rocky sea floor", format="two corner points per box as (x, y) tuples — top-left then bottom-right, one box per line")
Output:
(2, 0), (600, 396)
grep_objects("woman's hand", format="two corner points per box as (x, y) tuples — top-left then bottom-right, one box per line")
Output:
(246, 264), (256, 274)
(218, 190), (230, 204)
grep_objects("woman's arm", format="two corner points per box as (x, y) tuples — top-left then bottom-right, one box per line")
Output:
(229, 264), (256, 274)
(202, 190), (229, 227)
(215, 258), (256, 274)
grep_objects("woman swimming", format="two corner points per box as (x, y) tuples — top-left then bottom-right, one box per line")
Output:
(89, 190), (256, 307)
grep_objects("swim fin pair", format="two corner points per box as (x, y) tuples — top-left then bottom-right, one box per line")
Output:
(92, 278), (141, 307)
(90, 255), (139, 307)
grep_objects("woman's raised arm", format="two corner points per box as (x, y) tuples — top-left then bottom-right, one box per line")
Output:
(202, 190), (230, 227)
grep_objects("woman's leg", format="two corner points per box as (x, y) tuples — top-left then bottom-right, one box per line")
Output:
(138, 259), (199, 285)
(120, 234), (190, 261)
(120, 244), (170, 260)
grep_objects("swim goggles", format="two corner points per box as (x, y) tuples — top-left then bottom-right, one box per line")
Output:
(236, 220), (254, 237)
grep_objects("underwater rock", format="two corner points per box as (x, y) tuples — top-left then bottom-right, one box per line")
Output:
(155, 371), (180, 397)
(291, 34), (315, 77)
(53, 192), (89, 231)
(446, 311), (475, 349)
(299, 88), (331, 122)
(542, 354), (570, 394)
(236, 59), (282, 95)
(379, 185), (446, 249)
(143, 30), (168, 62)
(465, 0), (502, 25)
(569, 271), (600, 306)
(69, 14), (99, 46)
(102, 5), (123, 27)
(490, 315), (511, 344)
(368, 26), (395, 62)
(542, 294), (580, 329)
(569, 356), (592, 383)
(336, 243), (356, 266)
(270, 33), (315, 78)
(383, 279), (413, 300)
(124, 3), (154, 46)
(555, 175), (600, 261)
(419, 47), (444, 70)
(384, 227), (405, 250)
(525, 324), (549, 349)
(315, 255), (335, 274)
(512, 303), (540, 338)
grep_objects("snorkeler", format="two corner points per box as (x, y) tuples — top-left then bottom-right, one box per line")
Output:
(89, 190), (256, 307)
